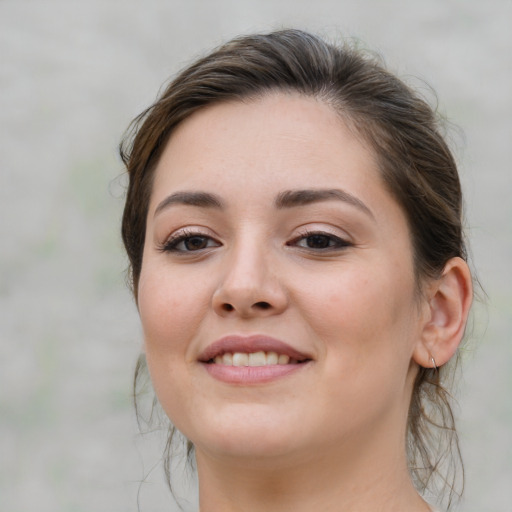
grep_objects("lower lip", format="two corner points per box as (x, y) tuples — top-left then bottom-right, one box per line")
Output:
(202, 362), (309, 384)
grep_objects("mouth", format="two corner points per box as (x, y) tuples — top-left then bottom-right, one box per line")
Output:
(198, 335), (312, 384)
(210, 351), (304, 366)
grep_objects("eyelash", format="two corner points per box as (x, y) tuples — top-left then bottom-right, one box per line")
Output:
(160, 229), (351, 254)
(159, 229), (220, 253)
(287, 230), (351, 251)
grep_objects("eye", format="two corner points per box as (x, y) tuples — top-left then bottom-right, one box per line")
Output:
(289, 231), (351, 251)
(161, 231), (221, 253)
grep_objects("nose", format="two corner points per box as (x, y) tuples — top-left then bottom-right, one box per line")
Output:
(212, 242), (288, 318)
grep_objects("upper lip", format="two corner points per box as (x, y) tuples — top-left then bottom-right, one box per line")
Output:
(198, 335), (312, 362)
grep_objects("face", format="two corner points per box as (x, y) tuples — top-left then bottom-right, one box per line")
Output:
(138, 93), (426, 466)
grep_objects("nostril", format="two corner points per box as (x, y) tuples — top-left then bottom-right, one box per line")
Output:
(217, 301), (273, 314)
(254, 301), (271, 310)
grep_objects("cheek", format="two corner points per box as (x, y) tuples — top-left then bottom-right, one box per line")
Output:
(137, 265), (207, 427)
(137, 263), (207, 355)
(302, 268), (418, 423)
(297, 263), (417, 360)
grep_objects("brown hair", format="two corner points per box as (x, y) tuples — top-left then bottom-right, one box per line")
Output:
(120, 29), (469, 508)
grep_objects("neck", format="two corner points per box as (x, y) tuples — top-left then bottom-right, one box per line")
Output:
(195, 425), (430, 512)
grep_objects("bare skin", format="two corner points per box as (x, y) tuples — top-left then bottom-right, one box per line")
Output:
(138, 93), (471, 512)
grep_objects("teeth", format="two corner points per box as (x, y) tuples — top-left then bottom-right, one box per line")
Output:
(232, 353), (249, 367)
(278, 354), (290, 365)
(214, 351), (298, 366)
(248, 351), (266, 366)
(266, 351), (278, 365)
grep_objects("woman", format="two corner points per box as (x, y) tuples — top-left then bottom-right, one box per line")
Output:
(120, 29), (473, 512)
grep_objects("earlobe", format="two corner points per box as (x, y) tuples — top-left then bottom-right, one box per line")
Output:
(413, 257), (473, 368)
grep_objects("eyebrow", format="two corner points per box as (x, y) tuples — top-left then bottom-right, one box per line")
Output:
(154, 191), (224, 217)
(275, 189), (374, 219)
(153, 188), (374, 220)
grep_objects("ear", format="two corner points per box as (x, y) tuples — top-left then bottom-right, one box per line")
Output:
(413, 257), (473, 368)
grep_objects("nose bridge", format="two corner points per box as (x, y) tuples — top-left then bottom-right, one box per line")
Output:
(212, 229), (287, 316)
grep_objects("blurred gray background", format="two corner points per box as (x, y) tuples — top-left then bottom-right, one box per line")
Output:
(1, 1), (510, 511)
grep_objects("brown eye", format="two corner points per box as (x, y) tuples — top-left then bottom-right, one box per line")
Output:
(305, 234), (332, 249)
(162, 232), (221, 253)
(184, 236), (209, 251)
(289, 231), (351, 251)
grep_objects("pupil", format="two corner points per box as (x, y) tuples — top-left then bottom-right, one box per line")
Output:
(307, 235), (330, 248)
(185, 236), (207, 250)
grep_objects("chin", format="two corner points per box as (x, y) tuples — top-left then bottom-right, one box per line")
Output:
(184, 405), (309, 462)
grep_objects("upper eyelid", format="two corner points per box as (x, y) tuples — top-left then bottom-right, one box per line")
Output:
(291, 226), (351, 241)
(159, 224), (352, 246)
(294, 227), (343, 236)
(167, 228), (348, 240)
(163, 226), (217, 242)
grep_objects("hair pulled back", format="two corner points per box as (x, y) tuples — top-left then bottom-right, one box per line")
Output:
(120, 29), (468, 508)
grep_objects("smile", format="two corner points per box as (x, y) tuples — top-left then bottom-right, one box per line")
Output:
(199, 335), (312, 384)
(212, 351), (300, 366)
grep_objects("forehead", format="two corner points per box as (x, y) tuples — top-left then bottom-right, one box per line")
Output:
(150, 93), (384, 209)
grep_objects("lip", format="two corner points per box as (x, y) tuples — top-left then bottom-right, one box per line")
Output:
(198, 335), (313, 385)
(198, 334), (312, 362)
